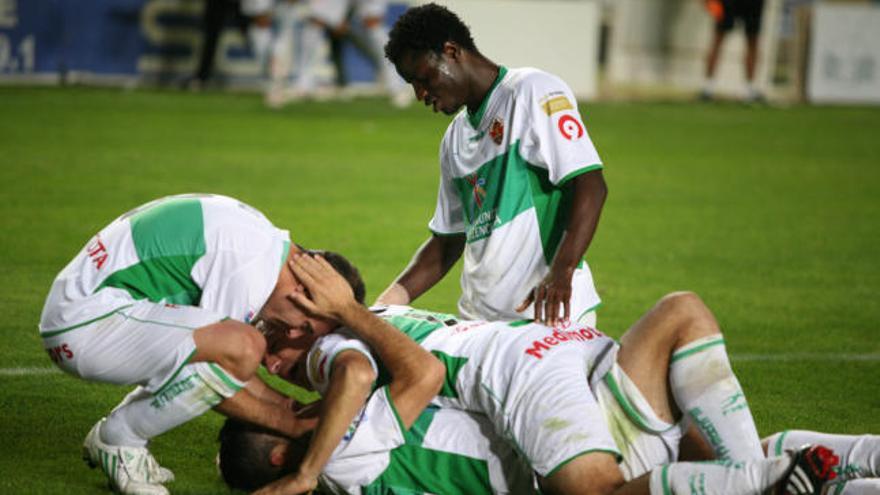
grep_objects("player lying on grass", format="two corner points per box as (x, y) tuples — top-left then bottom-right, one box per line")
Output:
(37, 194), (327, 495)
(230, 252), (844, 495)
(220, 409), (879, 494)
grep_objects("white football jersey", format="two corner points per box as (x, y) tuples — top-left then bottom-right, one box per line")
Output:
(307, 305), (621, 475)
(320, 387), (536, 494)
(40, 194), (290, 334)
(431, 66), (603, 321)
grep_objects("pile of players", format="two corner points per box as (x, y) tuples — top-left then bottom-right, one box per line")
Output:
(39, 4), (876, 495)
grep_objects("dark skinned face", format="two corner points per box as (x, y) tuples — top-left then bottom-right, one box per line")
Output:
(395, 45), (469, 116)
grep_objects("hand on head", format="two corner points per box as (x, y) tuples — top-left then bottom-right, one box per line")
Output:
(287, 253), (358, 323)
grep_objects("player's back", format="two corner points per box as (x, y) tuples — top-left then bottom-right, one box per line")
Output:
(378, 306), (617, 416)
(39, 193), (288, 332)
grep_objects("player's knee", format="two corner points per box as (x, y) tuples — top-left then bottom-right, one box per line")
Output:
(658, 291), (717, 333)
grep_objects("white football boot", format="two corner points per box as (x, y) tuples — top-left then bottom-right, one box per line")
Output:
(82, 419), (172, 495)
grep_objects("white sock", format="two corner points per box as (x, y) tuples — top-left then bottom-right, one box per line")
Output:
(648, 456), (791, 495)
(101, 363), (243, 446)
(825, 478), (880, 495)
(766, 431), (880, 479)
(365, 25), (406, 94)
(248, 25), (273, 75)
(669, 335), (764, 463)
(294, 22), (324, 91)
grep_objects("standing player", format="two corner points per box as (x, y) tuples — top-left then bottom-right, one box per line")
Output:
(700, 0), (766, 102)
(276, 0), (411, 106)
(38, 194), (319, 495)
(375, 3), (606, 327)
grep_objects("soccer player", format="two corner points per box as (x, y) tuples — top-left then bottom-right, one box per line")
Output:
(375, 3), (606, 327)
(700, 0), (766, 102)
(248, 253), (840, 495)
(276, 0), (411, 106)
(37, 194), (328, 495)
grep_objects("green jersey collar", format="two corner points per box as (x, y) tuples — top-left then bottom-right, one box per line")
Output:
(467, 66), (508, 129)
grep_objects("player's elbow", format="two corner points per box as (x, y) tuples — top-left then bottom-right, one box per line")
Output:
(420, 356), (446, 397)
(335, 353), (378, 393)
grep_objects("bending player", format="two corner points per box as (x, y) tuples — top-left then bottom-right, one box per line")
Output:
(244, 252), (842, 495)
(38, 194), (322, 494)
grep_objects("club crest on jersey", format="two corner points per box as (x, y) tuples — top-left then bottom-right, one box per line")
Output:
(465, 173), (487, 210)
(557, 114), (585, 141)
(489, 118), (505, 145)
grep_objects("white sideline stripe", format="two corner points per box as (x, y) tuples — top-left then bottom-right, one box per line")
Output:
(1, 352), (879, 377)
(0, 367), (62, 376)
(732, 353), (880, 362)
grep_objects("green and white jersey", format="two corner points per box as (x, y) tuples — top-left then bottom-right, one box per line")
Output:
(39, 194), (290, 334)
(320, 387), (536, 494)
(308, 305), (620, 476)
(431, 66), (602, 321)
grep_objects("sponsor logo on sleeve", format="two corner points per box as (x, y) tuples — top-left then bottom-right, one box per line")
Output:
(86, 236), (108, 270)
(540, 94), (574, 116)
(557, 114), (585, 141)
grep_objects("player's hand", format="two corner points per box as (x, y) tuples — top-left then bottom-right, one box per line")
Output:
(287, 253), (357, 321)
(251, 471), (318, 495)
(516, 267), (574, 327)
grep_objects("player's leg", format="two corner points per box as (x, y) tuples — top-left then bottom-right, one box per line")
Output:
(358, 0), (410, 106)
(742, 0), (765, 101)
(616, 292), (764, 463)
(702, 0), (733, 100)
(765, 431), (879, 480)
(538, 452), (624, 495)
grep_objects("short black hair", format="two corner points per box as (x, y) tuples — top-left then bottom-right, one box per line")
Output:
(217, 419), (287, 491)
(385, 3), (477, 66)
(305, 249), (366, 304)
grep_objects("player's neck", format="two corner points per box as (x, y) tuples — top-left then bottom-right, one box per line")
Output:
(466, 57), (500, 115)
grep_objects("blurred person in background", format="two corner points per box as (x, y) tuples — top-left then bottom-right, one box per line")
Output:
(701, 0), (766, 102)
(266, 0), (412, 107)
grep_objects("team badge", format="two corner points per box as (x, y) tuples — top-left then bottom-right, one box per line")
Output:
(557, 114), (585, 140)
(489, 118), (504, 145)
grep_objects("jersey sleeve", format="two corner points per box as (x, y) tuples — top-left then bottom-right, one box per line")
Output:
(306, 332), (378, 396)
(518, 72), (603, 186)
(428, 129), (466, 235)
(319, 387), (406, 493)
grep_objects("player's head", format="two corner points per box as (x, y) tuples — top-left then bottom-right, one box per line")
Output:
(261, 248), (365, 337)
(259, 248), (366, 381)
(385, 3), (479, 115)
(218, 418), (310, 491)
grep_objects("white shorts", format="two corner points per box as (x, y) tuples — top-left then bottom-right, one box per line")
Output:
(241, 0), (274, 17)
(41, 301), (224, 394)
(307, 0), (387, 27)
(486, 337), (620, 476)
(595, 363), (686, 480)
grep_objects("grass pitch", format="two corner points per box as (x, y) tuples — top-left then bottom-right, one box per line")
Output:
(1, 86), (878, 493)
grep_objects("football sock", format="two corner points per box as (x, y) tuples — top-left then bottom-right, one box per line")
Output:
(248, 25), (273, 75)
(294, 22), (324, 92)
(365, 25), (405, 94)
(824, 478), (880, 495)
(668, 335), (764, 463)
(648, 456), (791, 495)
(765, 430), (880, 479)
(101, 362), (244, 446)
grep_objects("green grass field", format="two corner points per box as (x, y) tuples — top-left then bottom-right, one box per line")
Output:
(1, 86), (878, 494)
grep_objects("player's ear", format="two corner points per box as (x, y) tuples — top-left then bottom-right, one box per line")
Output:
(442, 41), (461, 60)
(269, 443), (288, 467)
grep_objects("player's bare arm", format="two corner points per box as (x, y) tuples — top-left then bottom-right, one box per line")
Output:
(375, 233), (465, 306)
(518, 170), (606, 325)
